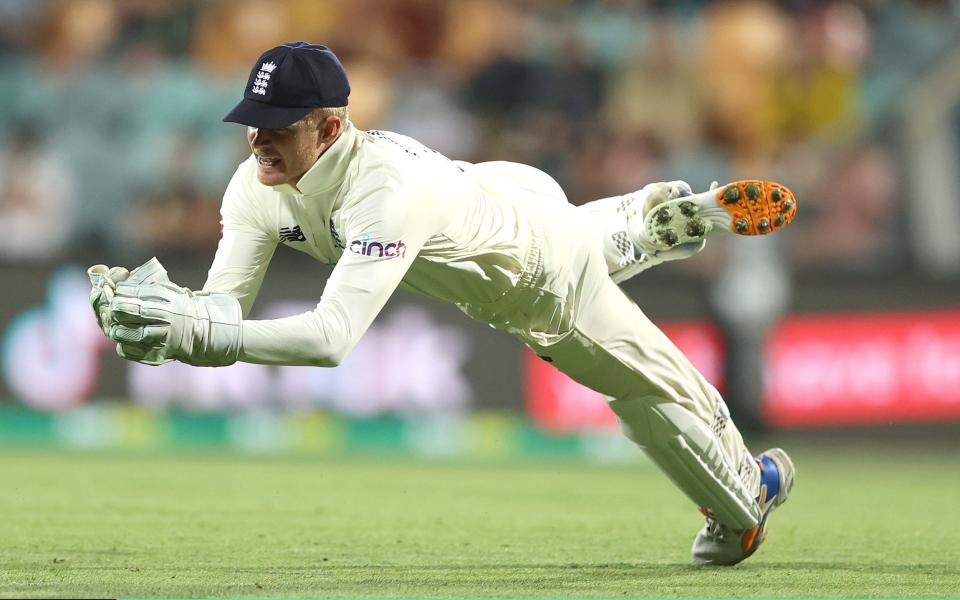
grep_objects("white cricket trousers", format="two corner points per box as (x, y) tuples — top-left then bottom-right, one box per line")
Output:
(462, 161), (762, 529)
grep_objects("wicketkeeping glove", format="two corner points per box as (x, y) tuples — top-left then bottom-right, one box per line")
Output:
(88, 257), (174, 336)
(88, 265), (130, 335)
(108, 270), (242, 367)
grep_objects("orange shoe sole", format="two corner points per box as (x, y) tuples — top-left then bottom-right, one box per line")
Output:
(643, 180), (797, 248)
(717, 180), (797, 236)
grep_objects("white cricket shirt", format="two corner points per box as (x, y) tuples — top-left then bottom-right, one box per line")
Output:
(204, 123), (566, 366)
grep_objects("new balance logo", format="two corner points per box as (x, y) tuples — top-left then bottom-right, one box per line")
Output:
(329, 219), (344, 249)
(279, 225), (306, 242)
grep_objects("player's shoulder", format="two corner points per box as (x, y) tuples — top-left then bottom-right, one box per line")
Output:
(357, 129), (459, 184)
(339, 165), (432, 231)
(359, 129), (451, 170)
(340, 164), (406, 217)
(346, 134), (417, 202)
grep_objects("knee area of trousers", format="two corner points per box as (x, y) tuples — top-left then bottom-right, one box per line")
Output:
(609, 397), (705, 449)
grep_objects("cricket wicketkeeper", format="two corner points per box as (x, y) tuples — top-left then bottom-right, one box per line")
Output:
(89, 42), (796, 566)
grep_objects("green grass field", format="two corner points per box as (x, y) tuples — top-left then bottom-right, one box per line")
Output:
(1, 444), (958, 598)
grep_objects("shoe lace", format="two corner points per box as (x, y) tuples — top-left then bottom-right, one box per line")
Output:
(705, 515), (727, 541)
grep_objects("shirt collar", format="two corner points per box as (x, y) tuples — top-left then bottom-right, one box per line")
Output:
(272, 121), (358, 196)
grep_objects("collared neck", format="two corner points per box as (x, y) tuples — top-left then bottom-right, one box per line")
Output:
(272, 121), (358, 196)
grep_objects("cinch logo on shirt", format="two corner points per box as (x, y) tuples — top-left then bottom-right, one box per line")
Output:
(349, 237), (406, 258)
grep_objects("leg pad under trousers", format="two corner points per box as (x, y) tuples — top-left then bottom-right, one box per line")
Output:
(610, 397), (761, 531)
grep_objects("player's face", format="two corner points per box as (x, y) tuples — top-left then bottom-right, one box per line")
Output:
(247, 117), (324, 187)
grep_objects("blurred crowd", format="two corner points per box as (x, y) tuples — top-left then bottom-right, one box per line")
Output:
(0, 0), (958, 277)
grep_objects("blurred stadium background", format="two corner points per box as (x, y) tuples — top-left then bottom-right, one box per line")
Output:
(1, 0), (959, 458)
(3, 1), (960, 597)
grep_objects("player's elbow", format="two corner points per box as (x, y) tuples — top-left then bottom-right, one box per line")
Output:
(328, 335), (361, 366)
(310, 350), (345, 368)
(301, 304), (361, 367)
(306, 337), (356, 367)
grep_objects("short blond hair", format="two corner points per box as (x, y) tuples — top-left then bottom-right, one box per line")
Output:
(307, 106), (348, 127)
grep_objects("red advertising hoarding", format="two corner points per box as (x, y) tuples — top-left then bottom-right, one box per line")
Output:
(762, 309), (960, 427)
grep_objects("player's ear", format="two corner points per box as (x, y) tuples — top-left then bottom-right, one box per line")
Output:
(319, 115), (342, 146)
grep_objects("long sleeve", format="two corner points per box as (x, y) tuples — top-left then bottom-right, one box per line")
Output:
(239, 178), (444, 366)
(202, 166), (278, 317)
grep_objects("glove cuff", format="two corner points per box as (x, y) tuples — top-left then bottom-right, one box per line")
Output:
(188, 292), (243, 367)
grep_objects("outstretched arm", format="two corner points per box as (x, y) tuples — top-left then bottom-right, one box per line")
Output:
(240, 231), (421, 366)
(106, 178), (444, 368)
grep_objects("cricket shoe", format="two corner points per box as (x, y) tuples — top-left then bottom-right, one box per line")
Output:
(641, 181), (797, 251)
(691, 447), (795, 566)
(609, 181), (707, 282)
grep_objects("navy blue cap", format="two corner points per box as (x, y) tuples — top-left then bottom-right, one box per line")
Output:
(223, 42), (350, 129)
